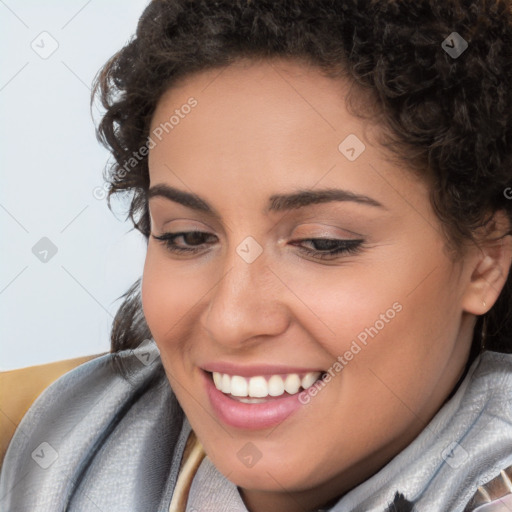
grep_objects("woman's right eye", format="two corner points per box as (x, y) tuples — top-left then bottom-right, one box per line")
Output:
(152, 231), (217, 254)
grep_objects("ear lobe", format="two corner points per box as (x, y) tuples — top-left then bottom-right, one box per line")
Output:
(462, 212), (512, 316)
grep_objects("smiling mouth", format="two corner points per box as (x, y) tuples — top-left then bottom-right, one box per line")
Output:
(207, 370), (326, 402)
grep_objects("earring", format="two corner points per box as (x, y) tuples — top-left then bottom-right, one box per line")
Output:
(483, 300), (487, 308)
(481, 315), (488, 351)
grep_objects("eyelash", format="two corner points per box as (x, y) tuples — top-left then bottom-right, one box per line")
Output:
(152, 231), (364, 260)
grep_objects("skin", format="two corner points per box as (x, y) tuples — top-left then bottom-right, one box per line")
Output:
(141, 58), (512, 512)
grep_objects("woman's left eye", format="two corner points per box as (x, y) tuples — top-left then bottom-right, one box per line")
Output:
(291, 238), (364, 260)
(152, 231), (364, 260)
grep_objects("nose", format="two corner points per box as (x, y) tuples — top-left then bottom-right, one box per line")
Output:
(200, 245), (290, 349)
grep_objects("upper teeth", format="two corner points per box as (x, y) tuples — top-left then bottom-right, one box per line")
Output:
(212, 371), (322, 398)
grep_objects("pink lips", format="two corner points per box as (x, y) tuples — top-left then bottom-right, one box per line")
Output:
(202, 370), (306, 430)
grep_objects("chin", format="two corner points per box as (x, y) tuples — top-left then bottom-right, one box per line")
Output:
(212, 452), (321, 492)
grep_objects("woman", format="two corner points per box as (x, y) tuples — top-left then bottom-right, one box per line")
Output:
(1, 0), (512, 510)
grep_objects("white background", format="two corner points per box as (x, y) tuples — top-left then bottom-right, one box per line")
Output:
(1, 0), (151, 370)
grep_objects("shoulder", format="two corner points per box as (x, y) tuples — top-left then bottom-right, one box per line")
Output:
(0, 352), (104, 464)
(467, 350), (512, 411)
(474, 350), (512, 373)
(447, 351), (512, 510)
(0, 340), (185, 511)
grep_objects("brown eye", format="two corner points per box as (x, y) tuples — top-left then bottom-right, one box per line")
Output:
(152, 231), (217, 253)
(291, 238), (364, 260)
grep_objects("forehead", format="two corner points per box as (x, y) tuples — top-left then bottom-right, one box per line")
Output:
(147, 59), (424, 212)
(149, 59), (349, 154)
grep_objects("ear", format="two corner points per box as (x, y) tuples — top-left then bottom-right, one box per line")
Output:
(462, 210), (512, 315)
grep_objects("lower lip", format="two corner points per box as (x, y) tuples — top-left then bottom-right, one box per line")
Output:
(203, 371), (305, 430)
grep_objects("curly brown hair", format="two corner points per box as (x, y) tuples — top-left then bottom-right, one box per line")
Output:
(91, 0), (512, 355)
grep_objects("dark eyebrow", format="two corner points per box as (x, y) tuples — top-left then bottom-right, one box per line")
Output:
(147, 184), (385, 217)
(147, 184), (216, 215)
(266, 188), (385, 212)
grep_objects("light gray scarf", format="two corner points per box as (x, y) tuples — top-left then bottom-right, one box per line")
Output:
(1, 341), (511, 511)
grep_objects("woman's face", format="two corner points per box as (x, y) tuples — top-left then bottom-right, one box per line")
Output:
(142, 59), (480, 509)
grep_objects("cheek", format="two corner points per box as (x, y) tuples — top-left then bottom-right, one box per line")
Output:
(278, 261), (404, 359)
(141, 248), (199, 347)
(141, 250), (172, 338)
(352, 280), (461, 414)
(289, 254), (463, 401)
